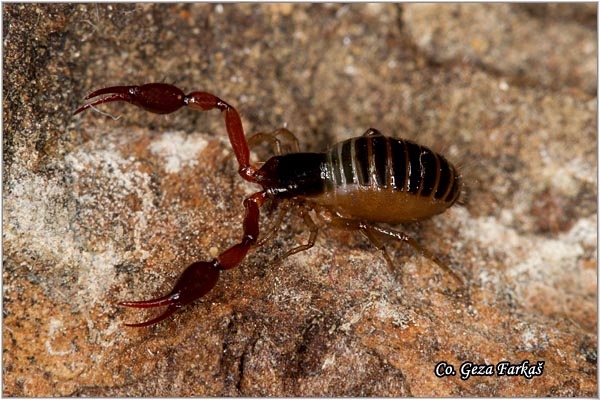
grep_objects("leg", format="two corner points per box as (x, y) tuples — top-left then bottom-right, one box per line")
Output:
(362, 128), (383, 137)
(74, 83), (257, 182)
(320, 211), (463, 284)
(119, 191), (267, 327)
(319, 214), (392, 264)
(360, 225), (395, 273)
(271, 128), (300, 154)
(281, 207), (319, 258)
(248, 132), (285, 156)
(247, 128), (300, 156)
(367, 224), (463, 285)
(254, 203), (289, 247)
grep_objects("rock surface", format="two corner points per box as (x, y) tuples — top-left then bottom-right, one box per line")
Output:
(3, 3), (597, 396)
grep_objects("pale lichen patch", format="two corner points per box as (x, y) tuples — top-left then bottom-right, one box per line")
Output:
(149, 131), (208, 174)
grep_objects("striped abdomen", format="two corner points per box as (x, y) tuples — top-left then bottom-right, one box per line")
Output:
(312, 129), (461, 224)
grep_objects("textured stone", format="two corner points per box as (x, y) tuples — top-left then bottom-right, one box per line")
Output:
(3, 3), (596, 396)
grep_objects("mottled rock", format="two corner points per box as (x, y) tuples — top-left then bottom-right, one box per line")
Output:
(3, 3), (596, 396)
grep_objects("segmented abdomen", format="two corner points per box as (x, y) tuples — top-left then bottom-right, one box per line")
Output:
(316, 130), (461, 223)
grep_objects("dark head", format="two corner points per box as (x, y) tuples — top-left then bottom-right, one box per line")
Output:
(256, 153), (328, 199)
